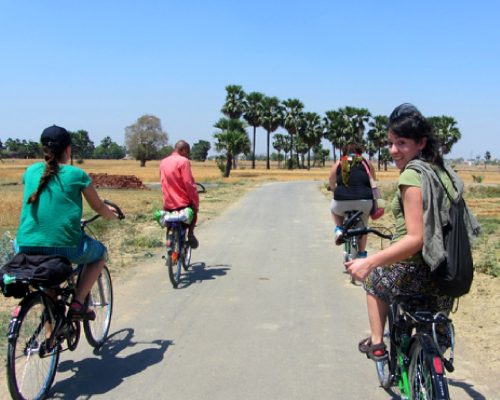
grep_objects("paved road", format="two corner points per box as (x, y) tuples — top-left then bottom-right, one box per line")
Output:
(45, 181), (490, 399)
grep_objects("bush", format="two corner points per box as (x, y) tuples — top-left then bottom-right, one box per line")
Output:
(472, 174), (484, 183)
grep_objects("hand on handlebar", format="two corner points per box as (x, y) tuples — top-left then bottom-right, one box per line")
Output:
(104, 200), (125, 220)
(345, 258), (374, 282)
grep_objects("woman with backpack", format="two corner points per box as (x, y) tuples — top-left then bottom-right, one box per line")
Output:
(14, 125), (120, 320)
(329, 142), (377, 257)
(346, 103), (479, 361)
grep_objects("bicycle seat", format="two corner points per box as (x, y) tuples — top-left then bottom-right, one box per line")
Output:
(343, 210), (363, 230)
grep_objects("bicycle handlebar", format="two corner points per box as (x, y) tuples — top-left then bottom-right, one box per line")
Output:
(81, 200), (125, 227)
(343, 226), (393, 241)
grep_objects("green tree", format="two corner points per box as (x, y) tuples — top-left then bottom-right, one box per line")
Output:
(260, 96), (284, 170)
(272, 133), (289, 168)
(243, 91), (264, 169)
(191, 140), (211, 161)
(125, 114), (169, 167)
(312, 143), (329, 167)
(428, 116), (461, 155)
(323, 109), (348, 161)
(221, 85), (246, 120)
(213, 118), (249, 177)
(341, 106), (371, 145)
(367, 115), (388, 170)
(299, 112), (322, 169)
(282, 98), (304, 169)
(70, 130), (94, 163)
(93, 136), (126, 159)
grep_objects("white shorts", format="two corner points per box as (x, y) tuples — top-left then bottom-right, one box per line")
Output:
(330, 199), (373, 226)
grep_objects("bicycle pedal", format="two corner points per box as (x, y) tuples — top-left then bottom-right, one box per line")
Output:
(443, 358), (454, 373)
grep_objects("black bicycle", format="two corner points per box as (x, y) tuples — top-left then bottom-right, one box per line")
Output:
(5, 200), (124, 400)
(343, 212), (454, 400)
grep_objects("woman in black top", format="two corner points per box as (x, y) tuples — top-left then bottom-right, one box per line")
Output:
(329, 143), (376, 254)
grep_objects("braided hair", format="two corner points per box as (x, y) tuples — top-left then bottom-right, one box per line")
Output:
(388, 103), (443, 168)
(27, 130), (69, 204)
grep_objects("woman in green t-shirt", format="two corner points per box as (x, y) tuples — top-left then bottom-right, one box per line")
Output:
(15, 125), (119, 320)
(345, 104), (454, 360)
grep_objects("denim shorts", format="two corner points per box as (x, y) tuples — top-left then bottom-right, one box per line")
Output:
(14, 234), (107, 265)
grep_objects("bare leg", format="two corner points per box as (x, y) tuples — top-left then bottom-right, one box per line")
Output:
(367, 293), (389, 344)
(332, 212), (343, 227)
(75, 256), (105, 304)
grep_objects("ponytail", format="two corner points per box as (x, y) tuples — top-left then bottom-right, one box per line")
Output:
(27, 147), (62, 204)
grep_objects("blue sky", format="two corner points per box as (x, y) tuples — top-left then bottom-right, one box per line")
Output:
(0, 0), (498, 159)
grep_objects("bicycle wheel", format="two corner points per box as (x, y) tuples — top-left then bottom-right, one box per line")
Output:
(408, 336), (450, 400)
(182, 229), (192, 271)
(167, 228), (182, 288)
(343, 238), (357, 284)
(6, 293), (60, 400)
(83, 265), (113, 348)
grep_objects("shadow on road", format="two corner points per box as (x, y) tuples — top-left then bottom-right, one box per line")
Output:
(448, 378), (487, 400)
(178, 262), (230, 288)
(49, 328), (172, 399)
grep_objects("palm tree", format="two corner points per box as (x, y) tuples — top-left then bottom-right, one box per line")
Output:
(428, 116), (461, 155)
(243, 91), (264, 169)
(367, 115), (388, 170)
(323, 109), (347, 161)
(272, 133), (288, 168)
(221, 85), (246, 120)
(299, 112), (323, 169)
(260, 96), (284, 170)
(282, 98), (304, 169)
(341, 106), (371, 144)
(213, 118), (249, 177)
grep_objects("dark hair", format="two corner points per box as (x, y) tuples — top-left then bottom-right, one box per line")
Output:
(27, 129), (69, 204)
(388, 103), (443, 167)
(342, 142), (364, 156)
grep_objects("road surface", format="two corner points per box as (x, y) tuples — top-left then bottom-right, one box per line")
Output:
(34, 181), (492, 399)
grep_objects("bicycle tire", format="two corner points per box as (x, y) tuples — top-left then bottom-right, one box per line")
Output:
(343, 238), (358, 284)
(83, 265), (113, 348)
(6, 293), (60, 400)
(167, 228), (182, 288)
(408, 335), (450, 400)
(182, 240), (192, 271)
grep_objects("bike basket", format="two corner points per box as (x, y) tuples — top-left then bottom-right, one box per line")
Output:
(0, 253), (73, 297)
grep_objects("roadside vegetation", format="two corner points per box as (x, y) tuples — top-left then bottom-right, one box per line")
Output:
(0, 159), (498, 358)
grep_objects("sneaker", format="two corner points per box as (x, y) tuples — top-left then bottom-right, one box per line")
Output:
(188, 233), (199, 249)
(68, 300), (96, 321)
(334, 226), (344, 246)
(357, 251), (368, 258)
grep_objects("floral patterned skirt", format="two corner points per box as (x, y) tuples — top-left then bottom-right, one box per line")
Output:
(363, 262), (454, 313)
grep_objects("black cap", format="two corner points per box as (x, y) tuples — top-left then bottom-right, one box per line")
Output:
(41, 125), (71, 148)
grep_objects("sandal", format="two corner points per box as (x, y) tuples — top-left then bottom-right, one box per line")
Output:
(358, 337), (388, 361)
(68, 300), (96, 321)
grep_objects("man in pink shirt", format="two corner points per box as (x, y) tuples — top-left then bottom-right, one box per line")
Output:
(159, 140), (200, 248)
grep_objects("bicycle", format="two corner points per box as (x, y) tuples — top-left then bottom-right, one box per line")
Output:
(4, 200), (124, 400)
(156, 208), (193, 289)
(342, 211), (455, 400)
(339, 209), (365, 284)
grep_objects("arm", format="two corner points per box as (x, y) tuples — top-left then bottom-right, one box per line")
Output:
(346, 185), (424, 280)
(83, 184), (119, 220)
(328, 161), (340, 191)
(180, 161), (199, 211)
